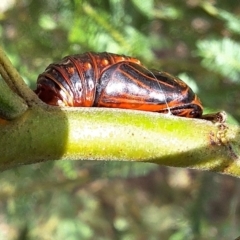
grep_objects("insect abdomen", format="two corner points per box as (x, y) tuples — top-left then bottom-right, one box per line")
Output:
(35, 52), (141, 107)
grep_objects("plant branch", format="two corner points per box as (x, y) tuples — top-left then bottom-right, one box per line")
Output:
(0, 106), (240, 177)
(0, 46), (41, 107)
(0, 75), (28, 120)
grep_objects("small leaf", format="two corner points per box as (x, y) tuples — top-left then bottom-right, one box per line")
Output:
(196, 38), (240, 82)
(131, 0), (154, 18)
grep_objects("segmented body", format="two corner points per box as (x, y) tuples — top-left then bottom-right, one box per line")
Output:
(35, 52), (203, 118)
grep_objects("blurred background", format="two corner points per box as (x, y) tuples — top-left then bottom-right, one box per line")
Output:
(1, 0), (240, 239)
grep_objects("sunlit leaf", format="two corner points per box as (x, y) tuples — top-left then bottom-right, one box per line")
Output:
(131, 0), (154, 18)
(196, 38), (240, 82)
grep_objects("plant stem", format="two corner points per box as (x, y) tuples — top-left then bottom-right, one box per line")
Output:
(0, 106), (239, 177)
(0, 75), (28, 120)
(0, 46), (40, 106)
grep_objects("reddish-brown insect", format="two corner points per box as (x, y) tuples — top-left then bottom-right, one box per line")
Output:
(35, 52), (203, 118)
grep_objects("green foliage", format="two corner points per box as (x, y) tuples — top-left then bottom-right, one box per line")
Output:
(202, 2), (240, 35)
(218, 9), (240, 34)
(197, 38), (240, 82)
(69, 1), (153, 58)
(1, 0), (240, 239)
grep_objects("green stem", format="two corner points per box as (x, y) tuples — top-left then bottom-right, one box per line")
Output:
(1, 106), (239, 177)
(0, 75), (28, 120)
(0, 46), (41, 106)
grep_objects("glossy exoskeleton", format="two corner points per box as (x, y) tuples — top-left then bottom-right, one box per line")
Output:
(35, 52), (203, 118)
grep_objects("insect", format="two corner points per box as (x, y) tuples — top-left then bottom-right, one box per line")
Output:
(35, 52), (203, 118)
